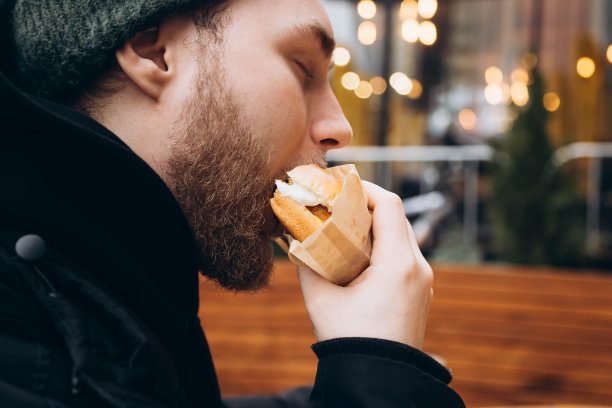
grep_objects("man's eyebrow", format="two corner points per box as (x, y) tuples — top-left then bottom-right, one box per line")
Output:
(285, 23), (336, 58)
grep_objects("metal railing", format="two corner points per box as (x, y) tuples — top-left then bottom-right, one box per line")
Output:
(328, 142), (612, 252)
(328, 145), (493, 245)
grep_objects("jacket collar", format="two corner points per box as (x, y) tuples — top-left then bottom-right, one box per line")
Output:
(0, 65), (201, 333)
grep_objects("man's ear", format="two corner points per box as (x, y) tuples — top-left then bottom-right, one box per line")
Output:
(115, 26), (171, 100)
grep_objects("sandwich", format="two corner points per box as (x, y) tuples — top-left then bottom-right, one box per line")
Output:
(270, 163), (372, 285)
(270, 164), (342, 242)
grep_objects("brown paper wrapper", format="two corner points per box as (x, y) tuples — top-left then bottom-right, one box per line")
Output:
(275, 164), (372, 285)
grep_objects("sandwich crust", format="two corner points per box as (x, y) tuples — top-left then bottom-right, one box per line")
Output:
(270, 190), (323, 242)
(287, 165), (342, 205)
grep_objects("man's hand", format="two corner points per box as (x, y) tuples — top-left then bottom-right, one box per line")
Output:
(297, 181), (433, 350)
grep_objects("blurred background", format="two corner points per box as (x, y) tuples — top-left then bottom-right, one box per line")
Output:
(200, 1), (612, 407)
(324, 0), (612, 269)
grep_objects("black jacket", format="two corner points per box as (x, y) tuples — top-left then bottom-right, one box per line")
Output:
(0, 19), (464, 408)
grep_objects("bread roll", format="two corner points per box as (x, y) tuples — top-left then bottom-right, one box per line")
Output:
(270, 164), (342, 242)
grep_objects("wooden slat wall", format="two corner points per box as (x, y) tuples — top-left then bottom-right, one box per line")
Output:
(198, 260), (612, 406)
(426, 264), (612, 406)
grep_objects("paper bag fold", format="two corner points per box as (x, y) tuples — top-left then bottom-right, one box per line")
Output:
(281, 164), (372, 285)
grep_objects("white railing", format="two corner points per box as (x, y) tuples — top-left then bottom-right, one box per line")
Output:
(327, 145), (493, 163)
(553, 142), (612, 166)
(327, 143), (612, 252)
(327, 145), (493, 246)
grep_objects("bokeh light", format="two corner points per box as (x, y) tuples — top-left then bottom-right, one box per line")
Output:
(401, 19), (420, 43)
(576, 57), (595, 78)
(399, 0), (418, 20)
(418, 0), (438, 19)
(355, 80), (373, 99)
(341, 72), (360, 90)
(485, 84), (504, 105)
(511, 82), (529, 106)
(358, 21), (377, 45)
(458, 109), (477, 130)
(419, 21), (437, 46)
(357, 0), (377, 19)
(607, 45), (612, 64)
(543, 92), (561, 112)
(485, 66), (503, 84)
(511, 67), (529, 84)
(332, 47), (350, 67)
(369, 76), (387, 95)
(429, 108), (451, 136)
(407, 79), (423, 99)
(390, 72), (413, 95)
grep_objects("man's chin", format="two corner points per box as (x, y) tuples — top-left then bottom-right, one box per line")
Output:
(200, 239), (275, 292)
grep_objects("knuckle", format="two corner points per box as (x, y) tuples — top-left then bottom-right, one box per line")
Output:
(422, 261), (434, 278)
(384, 251), (434, 287)
(399, 258), (433, 287)
(391, 257), (416, 281)
(397, 251), (417, 270)
(387, 192), (404, 208)
(423, 272), (434, 290)
(420, 263), (434, 287)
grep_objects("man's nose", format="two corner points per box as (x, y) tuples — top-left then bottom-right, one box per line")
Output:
(310, 89), (353, 150)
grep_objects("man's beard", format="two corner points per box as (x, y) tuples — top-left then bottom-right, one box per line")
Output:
(165, 56), (325, 291)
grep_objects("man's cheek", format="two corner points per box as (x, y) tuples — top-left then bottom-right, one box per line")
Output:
(267, 125), (308, 175)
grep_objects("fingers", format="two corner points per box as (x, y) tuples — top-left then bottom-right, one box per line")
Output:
(361, 181), (431, 283)
(295, 180), (435, 347)
(361, 181), (413, 262)
(405, 218), (428, 265)
(362, 180), (400, 211)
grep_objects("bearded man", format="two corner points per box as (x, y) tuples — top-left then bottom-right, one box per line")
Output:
(0, 0), (464, 407)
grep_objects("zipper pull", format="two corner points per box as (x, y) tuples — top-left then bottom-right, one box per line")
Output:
(15, 234), (57, 297)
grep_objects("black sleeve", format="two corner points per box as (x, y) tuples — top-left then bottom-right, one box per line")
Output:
(223, 337), (465, 408)
(223, 386), (311, 408)
(310, 337), (465, 408)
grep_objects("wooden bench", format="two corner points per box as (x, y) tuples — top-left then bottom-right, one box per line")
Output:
(198, 260), (612, 406)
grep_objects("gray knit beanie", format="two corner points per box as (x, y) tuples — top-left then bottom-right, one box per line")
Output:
(7, 0), (208, 101)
